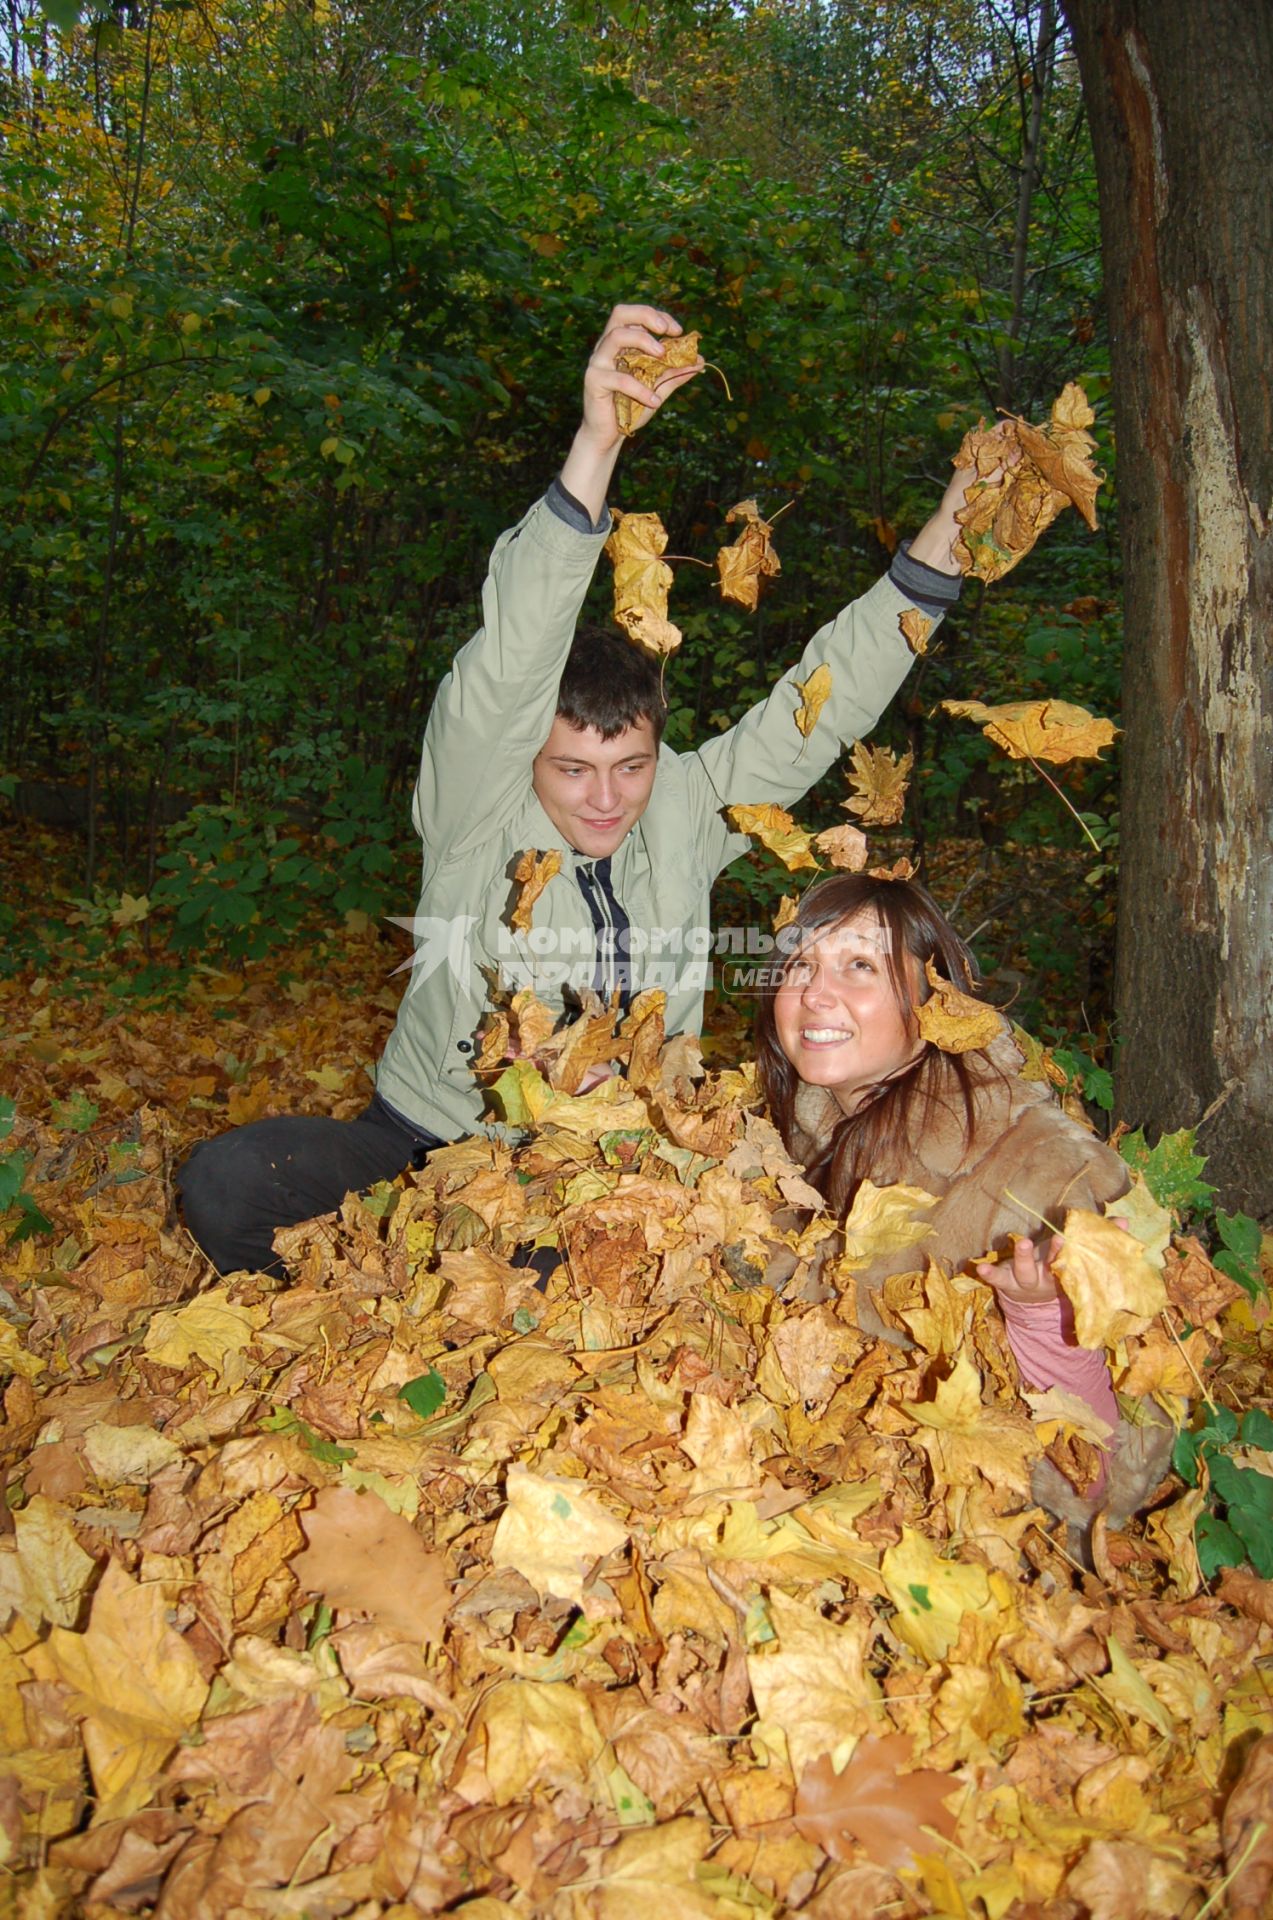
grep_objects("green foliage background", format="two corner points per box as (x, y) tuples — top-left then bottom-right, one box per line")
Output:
(2, 0), (1119, 1029)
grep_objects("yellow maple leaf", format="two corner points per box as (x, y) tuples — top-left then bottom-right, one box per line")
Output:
(726, 802), (819, 871)
(941, 697), (1118, 766)
(899, 608), (933, 655)
(716, 497), (782, 612)
(880, 1527), (1015, 1663)
(509, 848), (561, 934)
(843, 741), (913, 826)
(111, 891), (149, 929)
(614, 329), (701, 436)
(1053, 1209), (1169, 1347)
(904, 1351), (1040, 1495)
(793, 662), (831, 739)
(915, 958), (1003, 1054)
(747, 1589), (886, 1776)
(605, 510), (681, 656)
(30, 1559), (209, 1822)
(586, 1816), (717, 1917)
(491, 1465), (630, 1606)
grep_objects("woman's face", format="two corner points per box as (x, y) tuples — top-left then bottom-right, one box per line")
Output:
(773, 909), (922, 1110)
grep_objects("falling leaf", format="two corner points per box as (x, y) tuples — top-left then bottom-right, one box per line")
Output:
(868, 855), (916, 881)
(291, 1485), (451, 1642)
(952, 382), (1104, 582)
(614, 329), (701, 436)
(30, 1559), (209, 1822)
(1053, 1209), (1169, 1347)
(843, 741), (913, 826)
(605, 510), (681, 656)
(793, 663), (831, 739)
(726, 802), (819, 872)
(716, 498), (782, 611)
(899, 609), (933, 655)
(941, 697), (1118, 766)
(794, 1738), (956, 1870)
(508, 848), (561, 935)
(811, 824), (868, 873)
(491, 1465), (630, 1606)
(773, 893), (799, 935)
(915, 958), (1002, 1054)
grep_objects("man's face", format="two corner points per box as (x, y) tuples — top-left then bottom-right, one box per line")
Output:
(532, 715), (659, 858)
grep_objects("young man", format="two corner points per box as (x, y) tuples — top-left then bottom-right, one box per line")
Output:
(178, 304), (971, 1275)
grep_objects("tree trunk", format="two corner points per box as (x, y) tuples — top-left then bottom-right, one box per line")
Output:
(1062, 0), (1273, 1216)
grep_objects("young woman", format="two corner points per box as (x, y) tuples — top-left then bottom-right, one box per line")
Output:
(754, 872), (1170, 1531)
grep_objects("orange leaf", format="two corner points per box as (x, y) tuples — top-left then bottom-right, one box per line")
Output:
(291, 1486), (450, 1643)
(794, 1739), (956, 1870)
(953, 381), (1104, 581)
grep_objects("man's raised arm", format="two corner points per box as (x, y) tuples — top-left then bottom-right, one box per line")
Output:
(413, 307), (702, 859)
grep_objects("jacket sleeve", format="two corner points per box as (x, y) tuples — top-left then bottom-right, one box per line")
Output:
(412, 486), (611, 861)
(682, 568), (949, 876)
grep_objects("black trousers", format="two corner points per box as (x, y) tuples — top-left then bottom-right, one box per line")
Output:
(175, 1094), (442, 1278)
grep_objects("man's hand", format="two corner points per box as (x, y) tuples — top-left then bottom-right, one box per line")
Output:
(977, 1233), (1063, 1309)
(907, 419), (1017, 575)
(560, 304), (703, 521)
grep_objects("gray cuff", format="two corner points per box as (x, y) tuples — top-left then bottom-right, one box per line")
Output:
(547, 475), (611, 537)
(889, 538), (963, 616)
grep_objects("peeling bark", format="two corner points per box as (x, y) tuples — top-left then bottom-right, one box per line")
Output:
(1063, 0), (1273, 1213)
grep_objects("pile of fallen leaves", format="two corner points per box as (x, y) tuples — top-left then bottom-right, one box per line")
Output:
(2, 947), (1272, 1919)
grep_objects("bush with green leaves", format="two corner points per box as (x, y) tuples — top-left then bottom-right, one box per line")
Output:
(1174, 1406), (1273, 1580)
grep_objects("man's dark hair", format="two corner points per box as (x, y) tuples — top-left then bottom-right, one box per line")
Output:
(555, 623), (668, 746)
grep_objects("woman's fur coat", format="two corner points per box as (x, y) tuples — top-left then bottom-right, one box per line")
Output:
(788, 1024), (1171, 1533)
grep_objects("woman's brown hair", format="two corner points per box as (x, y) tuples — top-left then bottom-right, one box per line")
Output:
(754, 874), (1001, 1214)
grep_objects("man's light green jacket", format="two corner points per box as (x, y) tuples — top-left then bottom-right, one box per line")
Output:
(375, 491), (949, 1139)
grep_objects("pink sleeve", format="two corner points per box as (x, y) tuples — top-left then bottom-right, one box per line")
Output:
(1000, 1296), (1118, 1490)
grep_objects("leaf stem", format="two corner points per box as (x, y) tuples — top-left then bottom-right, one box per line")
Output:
(1024, 754), (1102, 853)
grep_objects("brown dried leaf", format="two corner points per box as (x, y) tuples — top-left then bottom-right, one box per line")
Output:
(1217, 1566), (1273, 1629)
(614, 330), (701, 436)
(291, 1486), (450, 1642)
(843, 741), (913, 826)
(941, 696), (1118, 766)
(509, 848), (561, 934)
(794, 1739), (956, 1870)
(915, 958), (1002, 1054)
(1220, 1736), (1273, 1920)
(953, 381), (1103, 581)
(717, 498), (782, 611)
(726, 802), (819, 872)
(813, 824), (869, 872)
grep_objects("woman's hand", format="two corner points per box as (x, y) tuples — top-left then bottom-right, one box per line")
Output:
(560, 304), (702, 520)
(977, 1232), (1063, 1309)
